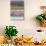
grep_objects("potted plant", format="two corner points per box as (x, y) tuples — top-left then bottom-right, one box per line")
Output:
(36, 14), (46, 27)
(5, 26), (18, 43)
(36, 6), (46, 27)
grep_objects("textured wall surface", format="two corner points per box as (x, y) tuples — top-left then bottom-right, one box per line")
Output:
(0, 0), (46, 41)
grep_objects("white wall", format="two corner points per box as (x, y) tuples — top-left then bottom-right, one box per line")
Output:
(0, 0), (46, 38)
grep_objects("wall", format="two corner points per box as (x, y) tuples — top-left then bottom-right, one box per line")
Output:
(0, 0), (46, 38)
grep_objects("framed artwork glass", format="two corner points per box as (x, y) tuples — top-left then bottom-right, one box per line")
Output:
(11, 0), (24, 21)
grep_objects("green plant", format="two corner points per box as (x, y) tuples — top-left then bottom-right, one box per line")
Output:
(5, 26), (18, 39)
(36, 14), (46, 21)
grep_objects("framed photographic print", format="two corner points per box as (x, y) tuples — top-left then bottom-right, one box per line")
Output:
(11, 0), (24, 21)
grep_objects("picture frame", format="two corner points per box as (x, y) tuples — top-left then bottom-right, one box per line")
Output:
(11, 0), (24, 21)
